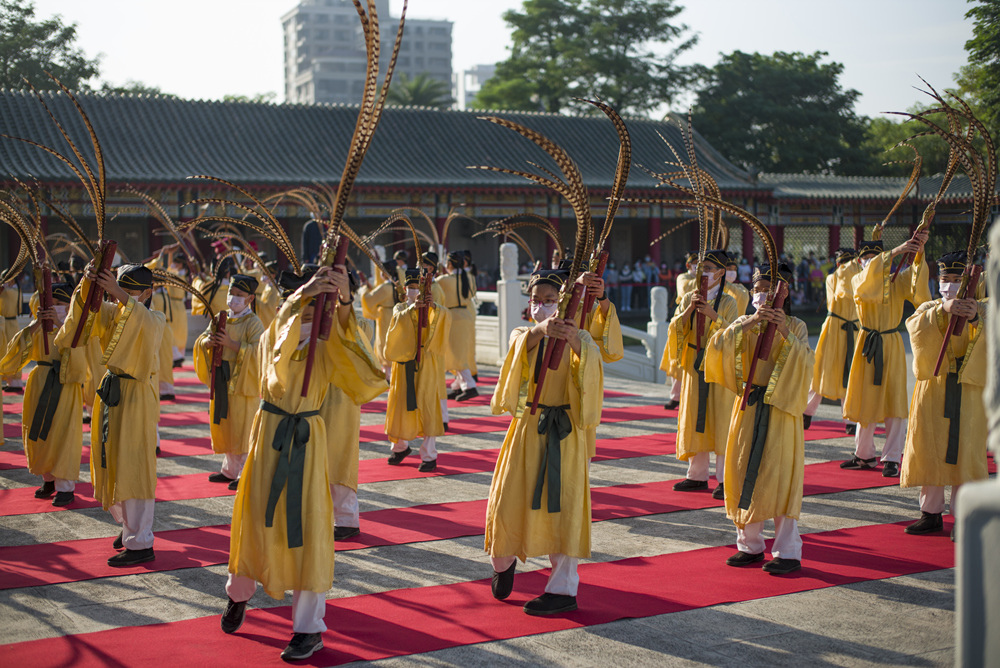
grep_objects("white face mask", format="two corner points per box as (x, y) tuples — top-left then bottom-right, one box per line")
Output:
(751, 292), (768, 311)
(52, 305), (68, 321)
(406, 288), (420, 304)
(726, 270), (737, 283)
(859, 256), (873, 269)
(530, 302), (559, 323)
(298, 322), (312, 346)
(227, 295), (248, 313)
(939, 282), (960, 300)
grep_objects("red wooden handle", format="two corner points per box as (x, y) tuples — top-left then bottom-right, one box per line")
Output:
(210, 311), (227, 402)
(580, 250), (609, 318)
(695, 274), (709, 353)
(530, 283), (586, 415)
(71, 240), (117, 348)
(318, 237), (350, 341)
(40, 265), (52, 355)
(933, 265), (981, 376)
(301, 292), (326, 397)
(740, 281), (788, 410)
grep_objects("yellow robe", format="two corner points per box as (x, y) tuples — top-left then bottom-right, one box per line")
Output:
(901, 300), (989, 487)
(436, 272), (477, 372)
(706, 315), (813, 528)
(82, 336), (103, 409)
(811, 263), (861, 401)
(323, 319), (379, 491)
(256, 280), (279, 329)
(724, 281), (750, 316)
(359, 281), (397, 368)
(485, 327), (603, 561)
(384, 301), (450, 441)
(57, 284), (166, 508)
(667, 289), (739, 459)
(1, 284), (21, 381)
(843, 252), (931, 424)
(228, 292), (386, 598)
(157, 316), (175, 390)
(191, 278), (229, 317)
(675, 271), (695, 304)
(193, 311), (265, 456)
(146, 275), (189, 357)
(0, 325), (87, 480)
(581, 301), (624, 458)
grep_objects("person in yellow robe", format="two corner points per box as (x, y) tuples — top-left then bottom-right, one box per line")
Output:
(575, 270), (624, 458)
(842, 232), (931, 477)
(146, 244), (190, 368)
(666, 250), (739, 498)
(254, 263), (280, 329)
(804, 248), (860, 432)
(438, 251), (478, 401)
(663, 252), (699, 410)
(706, 263), (813, 574)
(0, 283), (86, 506)
(323, 310), (381, 541)
(360, 261), (400, 378)
(384, 270), (450, 472)
(150, 284), (177, 400)
(191, 257), (234, 317)
(901, 252), (989, 535)
(81, 333), (103, 424)
(486, 269), (603, 616)
(57, 263), (166, 567)
(463, 249), (480, 380)
(222, 266), (386, 661)
(1, 276), (24, 391)
(724, 256), (750, 315)
(193, 274), (265, 488)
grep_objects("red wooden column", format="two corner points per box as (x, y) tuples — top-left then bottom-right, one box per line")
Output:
(828, 223), (840, 258)
(854, 225), (864, 249)
(546, 195), (561, 267)
(648, 216), (662, 260)
(742, 222), (754, 261)
(769, 226), (784, 256)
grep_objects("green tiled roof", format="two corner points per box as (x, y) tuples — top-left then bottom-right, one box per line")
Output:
(0, 90), (758, 192)
(759, 172), (991, 201)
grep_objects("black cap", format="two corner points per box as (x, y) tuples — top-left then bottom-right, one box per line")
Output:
(702, 249), (729, 269)
(230, 273), (259, 295)
(834, 247), (856, 265)
(528, 269), (568, 290)
(51, 282), (74, 302)
(751, 262), (794, 285)
(857, 240), (884, 257)
(937, 251), (968, 275)
(393, 250), (408, 262)
(404, 269), (421, 286)
(117, 264), (153, 291)
(421, 251), (439, 267)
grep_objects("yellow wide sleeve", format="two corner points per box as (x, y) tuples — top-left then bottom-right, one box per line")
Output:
(491, 327), (534, 417)
(587, 301), (624, 363)
(764, 319), (813, 417)
(0, 326), (33, 375)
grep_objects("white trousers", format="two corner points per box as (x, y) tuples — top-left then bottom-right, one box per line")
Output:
(686, 451), (725, 484)
(490, 553), (580, 596)
(331, 484), (359, 528)
(41, 472), (75, 492)
(441, 398), (449, 425)
(456, 369), (476, 391)
(226, 574), (327, 634)
(854, 417), (906, 462)
(737, 516), (802, 560)
(669, 377), (682, 402)
(221, 452), (249, 479)
(109, 498), (155, 550)
(391, 437), (437, 461)
(804, 390), (823, 416)
(919, 485), (960, 515)
(173, 346), (184, 362)
(159, 380), (174, 394)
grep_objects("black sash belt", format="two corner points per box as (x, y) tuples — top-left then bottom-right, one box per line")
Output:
(861, 324), (900, 386)
(28, 360), (63, 442)
(532, 403), (571, 513)
(212, 360), (231, 424)
(689, 344), (710, 433)
(403, 359), (418, 411)
(943, 356), (964, 466)
(827, 312), (859, 388)
(737, 385), (771, 511)
(95, 370), (136, 469)
(261, 400), (320, 549)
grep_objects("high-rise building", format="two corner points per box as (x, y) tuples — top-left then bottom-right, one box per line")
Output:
(283, 0), (453, 105)
(453, 64), (497, 110)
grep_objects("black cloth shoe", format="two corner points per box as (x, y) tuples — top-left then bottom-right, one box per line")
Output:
(160, 394), (175, 401)
(418, 459), (437, 472)
(492, 560), (516, 600)
(673, 478), (708, 492)
(208, 472), (236, 483)
(334, 526), (360, 541)
(5, 386), (23, 394)
(281, 632), (323, 662)
(881, 461), (900, 478)
(156, 446), (161, 456)
(387, 447), (412, 466)
(228, 479), (240, 491)
(802, 414), (812, 429)
(82, 413), (91, 424)
(905, 511), (944, 535)
(443, 422), (449, 432)
(220, 597), (247, 634)
(34, 481), (55, 498)
(107, 548), (155, 567)
(456, 388), (479, 402)
(762, 558), (802, 575)
(52, 491), (74, 507)
(726, 550), (765, 567)
(712, 483), (725, 501)
(523, 593), (577, 616)
(840, 456), (877, 470)
(447, 388), (462, 400)
(113, 531), (123, 550)
(172, 358), (184, 368)
(845, 423), (857, 435)
(663, 400), (679, 410)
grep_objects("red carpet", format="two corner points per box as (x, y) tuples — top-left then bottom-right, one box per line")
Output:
(0, 520), (955, 667)
(0, 460), (911, 590)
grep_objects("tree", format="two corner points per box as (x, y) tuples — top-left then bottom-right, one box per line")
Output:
(472, 0), (697, 116)
(958, 0), (1000, 139)
(100, 80), (175, 97)
(0, 0), (99, 90)
(386, 72), (453, 109)
(691, 51), (869, 175)
(222, 92), (277, 104)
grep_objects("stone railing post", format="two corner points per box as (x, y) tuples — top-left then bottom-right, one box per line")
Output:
(496, 242), (525, 363)
(646, 286), (669, 384)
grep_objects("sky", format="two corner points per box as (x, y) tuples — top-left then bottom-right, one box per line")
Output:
(28, 0), (975, 119)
